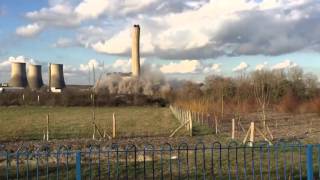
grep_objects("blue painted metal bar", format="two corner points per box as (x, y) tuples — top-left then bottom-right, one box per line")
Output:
(6, 152), (9, 180)
(318, 144), (320, 179)
(76, 151), (81, 180)
(66, 149), (70, 180)
(306, 145), (313, 180)
(36, 151), (39, 180)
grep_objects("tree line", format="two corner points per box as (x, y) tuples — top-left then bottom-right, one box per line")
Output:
(170, 67), (320, 126)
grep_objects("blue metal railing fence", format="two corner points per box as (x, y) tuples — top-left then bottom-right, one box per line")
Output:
(0, 141), (319, 179)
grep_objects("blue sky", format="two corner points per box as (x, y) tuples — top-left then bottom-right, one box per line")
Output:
(0, 0), (320, 84)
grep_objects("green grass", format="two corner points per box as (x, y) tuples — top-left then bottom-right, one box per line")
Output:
(0, 106), (185, 141)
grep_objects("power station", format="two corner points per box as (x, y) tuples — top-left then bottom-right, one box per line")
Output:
(27, 64), (44, 90)
(9, 62), (28, 88)
(1, 24), (142, 92)
(49, 63), (66, 89)
(1, 62), (66, 92)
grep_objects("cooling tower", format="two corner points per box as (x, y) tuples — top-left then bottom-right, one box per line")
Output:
(9, 62), (28, 87)
(27, 64), (44, 90)
(50, 64), (66, 89)
(131, 24), (140, 77)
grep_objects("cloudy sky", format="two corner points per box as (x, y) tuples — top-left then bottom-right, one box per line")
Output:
(0, 0), (320, 84)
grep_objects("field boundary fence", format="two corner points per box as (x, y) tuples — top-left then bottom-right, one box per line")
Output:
(169, 105), (320, 140)
(169, 105), (193, 137)
(0, 141), (319, 179)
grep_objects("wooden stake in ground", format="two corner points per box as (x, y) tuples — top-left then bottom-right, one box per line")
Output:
(46, 114), (49, 141)
(37, 95), (40, 104)
(186, 110), (189, 131)
(232, 118), (235, 140)
(169, 119), (190, 137)
(103, 116), (107, 138)
(215, 115), (218, 134)
(201, 112), (204, 125)
(243, 121), (272, 146)
(266, 126), (274, 140)
(249, 122), (254, 146)
(113, 113), (116, 138)
(189, 111), (193, 137)
(243, 122), (254, 146)
(92, 111), (95, 140)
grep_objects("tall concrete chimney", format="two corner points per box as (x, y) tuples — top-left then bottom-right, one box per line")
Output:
(9, 62), (28, 87)
(27, 64), (44, 90)
(131, 24), (140, 77)
(50, 64), (66, 89)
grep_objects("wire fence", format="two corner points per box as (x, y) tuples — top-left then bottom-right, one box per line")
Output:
(169, 105), (320, 140)
(0, 141), (319, 179)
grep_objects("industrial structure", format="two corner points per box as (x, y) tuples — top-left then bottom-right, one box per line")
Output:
(94, 24), (142, 91)
(49, 63), (66, 90)
(9, 62), (28, 88)
(2, 24), (142, 92)
(27, 64), (44, 90)
(131, 24), (141, 77)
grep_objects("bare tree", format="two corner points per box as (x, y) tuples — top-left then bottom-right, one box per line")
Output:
(252, 70), (273, 129)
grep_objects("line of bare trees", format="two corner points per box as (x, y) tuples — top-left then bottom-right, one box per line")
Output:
(171, 67), (320, 130)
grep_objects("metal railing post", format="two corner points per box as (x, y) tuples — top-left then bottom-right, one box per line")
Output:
(306, 145), (313, 180)
(76, 151), (81, 180)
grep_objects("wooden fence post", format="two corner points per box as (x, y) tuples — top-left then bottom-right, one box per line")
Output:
(113, 113), (116, 138)
(46, 114), (49, 141)
(92, 111), (95, 140)
(249, 122), (255, 146)
(189, 111), (192, 137)
(201, 112), (204, 125)
(232, 118), (235, 140)
(215, 116), (218, 134)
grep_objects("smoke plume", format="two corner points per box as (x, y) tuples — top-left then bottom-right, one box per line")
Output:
(94, 63), (171, 97)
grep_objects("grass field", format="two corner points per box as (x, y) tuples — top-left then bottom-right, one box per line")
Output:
(0, 106), (186, 141)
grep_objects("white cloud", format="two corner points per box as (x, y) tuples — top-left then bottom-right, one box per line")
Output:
(17, 0), (320, 59)
(211, 63), (221, 72)
(160, 60), (202, 74)
(77, 25), (109, 47)
(79, 59), (103, 72)
(78, 58), (147, 74)
(7, 56), (40, 65)
(0, 59), (11, 71)
(271, 60), (298, 70)
(26, 4), (79, 27)
(75, 0), (109, 20)
(88, 0), (319, 59)
(53, 38), (76, 48)
(204, 63), (221, 74)
(233, 62), (249, 72)
(255, 62), (268, 71)
(16, 23), (42, 37)
(92, 27), (155, 55)
(92, 28), (131, 54)
(111, 59), (132, 72)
